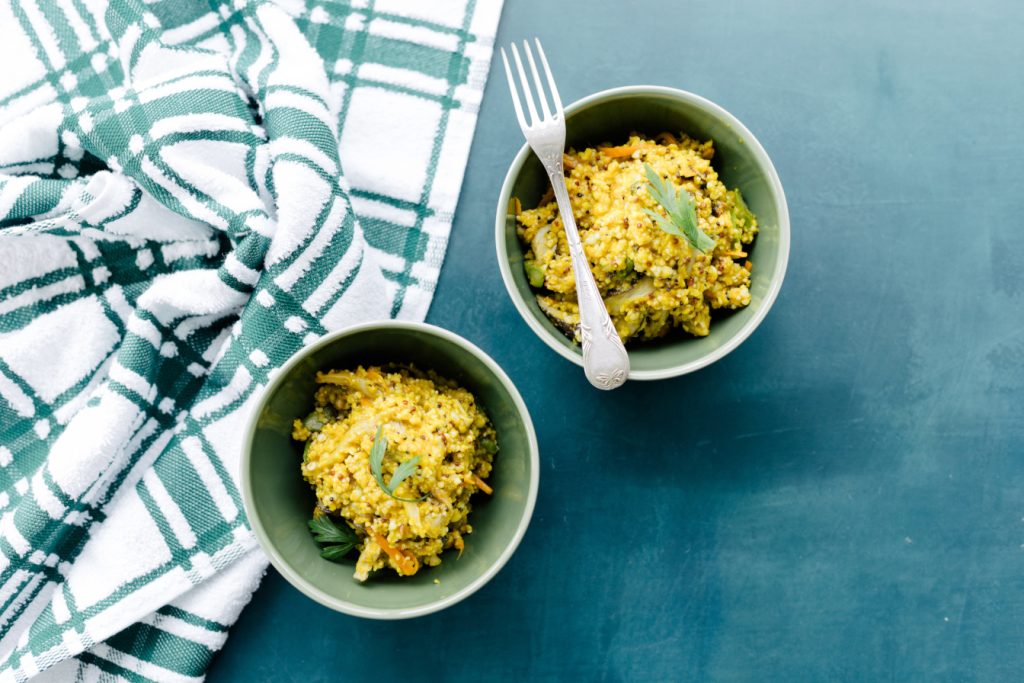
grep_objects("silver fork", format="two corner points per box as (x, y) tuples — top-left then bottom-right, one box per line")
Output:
(500, 39), (629, 391)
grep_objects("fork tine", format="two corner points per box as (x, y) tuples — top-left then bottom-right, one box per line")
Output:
(522, 40), (551, 121)
(509, 43), (539, 127)
(500, 48), (529, 131)
(533, 38), (563, 116)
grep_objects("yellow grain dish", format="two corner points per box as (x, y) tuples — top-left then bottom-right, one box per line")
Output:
(516, 133), (758, 342)
(292, 365), (496, 581)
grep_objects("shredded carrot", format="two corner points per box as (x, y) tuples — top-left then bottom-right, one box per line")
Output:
(562, 153), (577, 169)
(538, 186), (555, 206)
(372, 532), (419, 576)
(511, 196), (521, 216)
(723, 250), (748, 259)
(453, 534), (465, 558)
(744, 260), (753, 271)
(472, 474), (493, 495)
(656, 132), (678, 145)
(599, 144), (640, 158)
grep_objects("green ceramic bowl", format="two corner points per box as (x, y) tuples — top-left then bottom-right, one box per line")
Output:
(495, 85), (790, 380)
(241, 321), (539, 619)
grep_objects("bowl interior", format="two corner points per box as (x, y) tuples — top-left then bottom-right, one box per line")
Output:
(499, 88), (787, 375)
(245, 326), (535, 615)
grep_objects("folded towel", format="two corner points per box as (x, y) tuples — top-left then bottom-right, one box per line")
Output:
(0, 0), (502, 679)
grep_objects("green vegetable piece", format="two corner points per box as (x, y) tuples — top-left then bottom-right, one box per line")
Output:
(642, 163), (716, 253)
(303, 411), (325, 431)
(729, 188), (755, 231)
(481, 437), (498, 455)
(615, 258), (634, 279)
(524, 260), (545, 287)
(369, 426), (428, 502)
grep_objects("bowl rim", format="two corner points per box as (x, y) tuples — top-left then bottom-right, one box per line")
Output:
(494, 84), (791, 380)
(240, 320), (540, 619)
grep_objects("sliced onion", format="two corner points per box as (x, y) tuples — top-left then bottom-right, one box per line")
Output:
(603, 277), (654, 315)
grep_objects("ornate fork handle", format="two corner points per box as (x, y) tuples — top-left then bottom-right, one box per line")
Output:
(540, 151), (630, 390)
(501, 39), (629, 389)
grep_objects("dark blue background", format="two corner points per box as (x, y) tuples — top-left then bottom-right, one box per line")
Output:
(209, 0), (1024, 680)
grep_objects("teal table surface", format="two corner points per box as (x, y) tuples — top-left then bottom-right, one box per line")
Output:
(208, 0), (1024, 680)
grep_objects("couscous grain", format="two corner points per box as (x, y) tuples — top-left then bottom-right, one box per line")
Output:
(516, 133), (758, 342)
(292, 365), (496, 581)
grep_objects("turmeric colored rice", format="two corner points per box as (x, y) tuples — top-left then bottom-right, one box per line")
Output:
(516, 133), (758, 342)
(292, 365), (496, 581)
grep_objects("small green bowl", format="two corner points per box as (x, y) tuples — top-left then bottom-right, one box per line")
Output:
(241, 321), (539, 619)
(495, 85), (791, 380)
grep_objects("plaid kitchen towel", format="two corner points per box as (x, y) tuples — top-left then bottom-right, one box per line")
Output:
(0, 0), (502, 679)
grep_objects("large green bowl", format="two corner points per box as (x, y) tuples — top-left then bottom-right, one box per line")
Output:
(241, 321), (539, 619)
(495, 86), (790, 380)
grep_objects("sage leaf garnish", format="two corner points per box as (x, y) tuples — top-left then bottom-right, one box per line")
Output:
(388, 455), (422, 493)
(642, 163), (716, 253)
(370, 425), (427, 502)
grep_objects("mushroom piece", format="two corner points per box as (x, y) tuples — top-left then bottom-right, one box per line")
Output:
(536, 296), (580, 342)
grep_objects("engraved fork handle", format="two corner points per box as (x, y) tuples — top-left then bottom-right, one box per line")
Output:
(543, 155), (630, 390)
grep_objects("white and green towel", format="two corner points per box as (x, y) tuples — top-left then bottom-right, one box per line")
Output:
(0, 0), (501, 679)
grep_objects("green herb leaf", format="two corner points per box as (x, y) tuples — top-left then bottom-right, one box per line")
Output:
(320, 543), (356, 562)
(369, 426), (427, 502)
(388, 455), (421, 492)
(480, 437), (498, 455)
(642, 163), (717, 253)
(641, 208), (681, 236)
(369, 425), (388, 491)
(308, 515), (358, 545)
(309, 516), (359, 563)
(643, 163), (671, 205)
